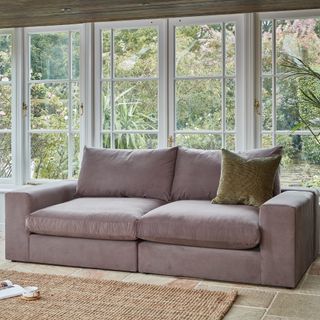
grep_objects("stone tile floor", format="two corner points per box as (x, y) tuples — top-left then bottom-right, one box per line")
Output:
(0, 231), (319, 319)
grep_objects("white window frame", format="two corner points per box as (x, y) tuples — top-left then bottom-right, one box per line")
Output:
(0, 29), (16, 185)
(23, 24), (87, 183)
(94, 19), (167, 149)
(255, 9), (320, 148)
(7, 11), (320, 185)
(168, 14), (248, 151)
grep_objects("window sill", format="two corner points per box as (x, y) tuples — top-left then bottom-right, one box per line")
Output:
(0, 184), (22, 193)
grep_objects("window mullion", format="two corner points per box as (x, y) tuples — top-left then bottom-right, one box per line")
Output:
(222, 22), (227, 148)
(110, 28), (115, 149)
(68, 31), (73, 178)
(271, 19), (277, 146)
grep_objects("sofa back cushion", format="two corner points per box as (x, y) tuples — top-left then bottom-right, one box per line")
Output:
(171, 146), (282, 201)
(77, 147), (178, 201)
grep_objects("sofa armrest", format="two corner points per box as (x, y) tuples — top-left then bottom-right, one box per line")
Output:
(281, 187), (319, 258)
(259, 190), (316, 288)
(5, 181), (77, 261)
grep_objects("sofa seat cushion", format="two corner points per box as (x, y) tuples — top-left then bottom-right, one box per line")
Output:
(26, 197), (165, 240)
(138, 200), (260, 249)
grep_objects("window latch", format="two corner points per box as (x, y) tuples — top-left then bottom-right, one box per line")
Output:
(22, 102), (28, 116)
(80, 103), (84, 116)
(168, 135), (174, 147)
(254, 99), (261, 115)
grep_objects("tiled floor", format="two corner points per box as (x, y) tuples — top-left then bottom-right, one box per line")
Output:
(1, 232), (320, 320)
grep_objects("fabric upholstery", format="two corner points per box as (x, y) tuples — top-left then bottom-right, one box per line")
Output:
(77, 147), (178, 201)
(282, 187), (320, 259)
(171, 146), (283, 201)
(241, 146), (283, 195)
(27, 197), (164, 240)
(29, 234), (138, 271)
(260, 191), (315, 288)
(138, 242), (261, 284)
(5, 181), (77, 261)
(213, 149), (281, 207)
(138, 200), (260, 249)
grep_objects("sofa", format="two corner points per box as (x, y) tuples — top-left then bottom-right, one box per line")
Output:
(5, 146), (319, 288)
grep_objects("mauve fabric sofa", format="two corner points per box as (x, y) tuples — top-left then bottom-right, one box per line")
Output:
(5, 146), (319, 288)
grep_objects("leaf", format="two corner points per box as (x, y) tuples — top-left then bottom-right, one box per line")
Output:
(280, 54), (320, 81)
(300, 89), (320, 109)
(291, 122), (304, 132)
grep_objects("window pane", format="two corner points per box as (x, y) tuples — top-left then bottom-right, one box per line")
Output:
(72, 32), (80, 80)
(0, 34), (12, 81)
(262, 77), (273, 131)
(72, 133), (80, 178)
(176, 79), (222, 131)
(114, 80), (158, 130)
(175, 134), (222, 149)
(30, 83), (68, 130)
(226, 133), (235, 150)
(0, 133), (11, 178)
(102, 31), (111, 79)
(31, 133), (68, 179)
(176, 24), (222, 76)
(0, 84), (11, 130)
(114, 133), (157, 149)
(102, 81), (111, 130)
(261, 20), (273, 74)
(225, 23), (236, 76)
(226, 78), (235, 130)
(276, 78), (300, 131)
(30, 32), (68, 80)
(277, 134), (320, 187)
(262, 134), (273, 148)
(102, 133), (111, 148)
(72, 82), (80, 130)
(276, 19), (320, 73)
(114, 27), (158, 78)
(259, 17), (320, 189)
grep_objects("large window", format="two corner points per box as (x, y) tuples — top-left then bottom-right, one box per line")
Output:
(258, 13), (320, 186)
(1, 12), (320, 186)
(95, 20), (166, 149)
(25, 26), (83, 180)
(169, 16), (240, 150)
(0, 31), (13, 181)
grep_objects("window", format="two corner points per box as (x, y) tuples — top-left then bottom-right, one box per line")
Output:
(0, 31), (13, 181)
(258, 13), (320, 186)
(169, 17), (240, 150)
(0, 12), (319, 187)
(95, 20), (166, 149)
(25, 26), (83, 180)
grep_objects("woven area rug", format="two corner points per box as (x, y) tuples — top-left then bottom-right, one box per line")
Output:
(0, 270), (237, 320)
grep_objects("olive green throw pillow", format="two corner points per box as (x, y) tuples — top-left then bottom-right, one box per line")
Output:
(212, 149), (282, 207)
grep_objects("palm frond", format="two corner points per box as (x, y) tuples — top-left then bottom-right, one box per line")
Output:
(280, 54), (320, 81)
(298, 113), (320, 145)
(300, 89), (320, 109)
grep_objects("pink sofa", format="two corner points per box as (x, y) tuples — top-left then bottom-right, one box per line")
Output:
(5, 146), (319, 288)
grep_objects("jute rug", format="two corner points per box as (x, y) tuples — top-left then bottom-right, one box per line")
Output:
(0, 270), (237, 320)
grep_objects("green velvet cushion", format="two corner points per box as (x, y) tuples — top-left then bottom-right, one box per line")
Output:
(212, 149), (282, 207)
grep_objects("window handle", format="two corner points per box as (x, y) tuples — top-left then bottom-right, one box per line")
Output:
(80, 103), (84, 116)
(22, 102), (28, 116)
(168, 135), (174, 147)
(254, 99), (261, 116)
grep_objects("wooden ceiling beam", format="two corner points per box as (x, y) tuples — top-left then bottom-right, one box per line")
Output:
(0, 0), (319, 28)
